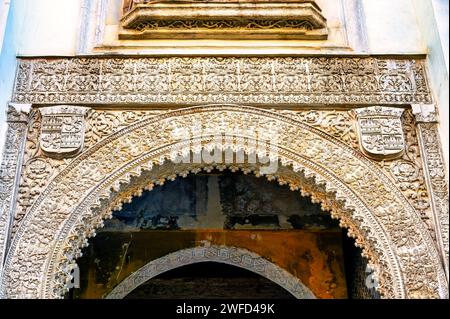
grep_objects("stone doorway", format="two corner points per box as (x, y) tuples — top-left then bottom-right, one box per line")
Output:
(66, 171), (378, 299)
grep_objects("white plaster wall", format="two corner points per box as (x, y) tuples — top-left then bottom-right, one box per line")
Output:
(432, 0), (449, 73)
(0, 0), (27, 156)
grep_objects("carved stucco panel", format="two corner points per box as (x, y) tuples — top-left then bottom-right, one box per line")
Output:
(13, 108), (432, 234)
(1, 106), (446, 299)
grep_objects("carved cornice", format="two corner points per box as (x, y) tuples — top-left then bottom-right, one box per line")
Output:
(13, 57), (432, 105)
(120, 1), (327, 40)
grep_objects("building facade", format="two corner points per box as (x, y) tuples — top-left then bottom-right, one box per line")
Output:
(0, 0), (448, 299)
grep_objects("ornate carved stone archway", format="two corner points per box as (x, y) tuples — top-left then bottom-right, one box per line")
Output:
(105, 245), (316, 299)
(0, 105), (447, 299)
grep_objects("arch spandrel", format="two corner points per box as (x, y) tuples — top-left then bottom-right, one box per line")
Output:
(1, 105), (447, 299)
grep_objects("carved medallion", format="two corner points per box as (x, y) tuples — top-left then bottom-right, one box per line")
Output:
(39, 106), (90, 158)
(354, 106), (405, 160)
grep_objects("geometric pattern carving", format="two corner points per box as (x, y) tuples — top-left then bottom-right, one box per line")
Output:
(1, 105), (447, 299)
(13, 57), (431, 105)
(105, 245), (316, 299)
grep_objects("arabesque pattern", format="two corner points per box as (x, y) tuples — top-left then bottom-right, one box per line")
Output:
(1, 105), (447, 299)
(106, 245), (316, 299)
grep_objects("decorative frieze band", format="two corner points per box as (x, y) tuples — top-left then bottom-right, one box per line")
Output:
(354, 106), (405, 160)
(13, 57), (431, 105)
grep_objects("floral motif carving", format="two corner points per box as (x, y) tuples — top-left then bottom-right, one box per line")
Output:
(386, 110), (432, 230)
(1, 54), (446, 301)
(0, 106), (29, 279)
(1, 105), (447, 299)
(39, 106), (90, 159)
(280, 110), (358, 148)
(14, 111), (64, 235)
(12, 109), (165, 233)
(11, 107), (404, 237)
(12, 57), (431, 105)
(280, 108), (432, 227)
(135, 19), (315, 31)
(85, 110), (166, 145)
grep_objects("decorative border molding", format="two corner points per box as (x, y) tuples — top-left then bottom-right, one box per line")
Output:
(119, 1), (328, 40)
(106, 245), (316, 299)
(413, 104), (449, 280)
(1, 105), (446, 299)
(13, 57), (431, 105)
(0, 104), (30, 283)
